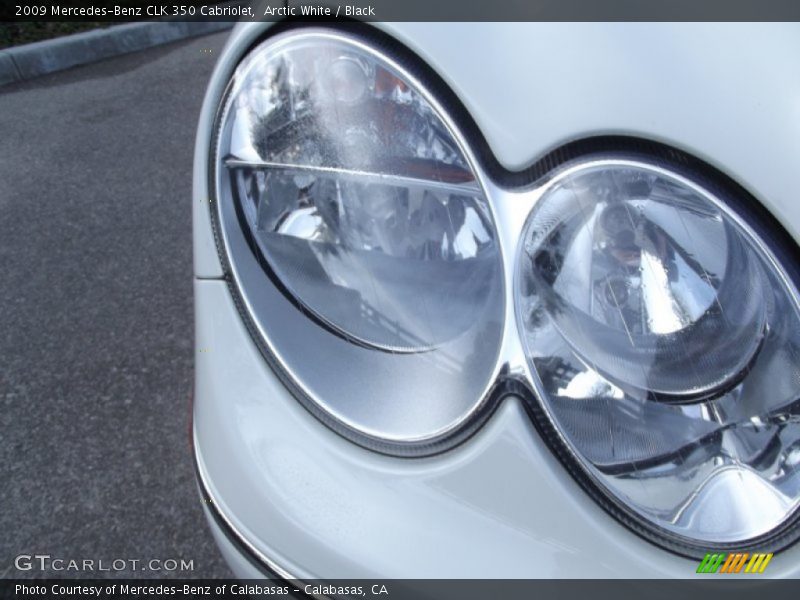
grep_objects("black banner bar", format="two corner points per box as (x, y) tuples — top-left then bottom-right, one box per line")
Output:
(2, 0), (800, 22)
(3, 579), (800, 600)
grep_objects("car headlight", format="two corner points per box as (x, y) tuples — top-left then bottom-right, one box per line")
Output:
(210, 25), (800, 553)
(211, 29), (504, 450)
(517, 158), (800, 551)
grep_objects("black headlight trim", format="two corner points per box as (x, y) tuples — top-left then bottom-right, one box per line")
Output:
(204, 20), (800, 559)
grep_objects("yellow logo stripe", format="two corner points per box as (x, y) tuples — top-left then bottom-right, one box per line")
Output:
(698, 552), (774, 575)
(758, 553), (773, 573)
(744, 553), (774, 573)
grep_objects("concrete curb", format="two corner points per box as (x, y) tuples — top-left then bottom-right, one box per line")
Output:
(0, 21), (232, 86)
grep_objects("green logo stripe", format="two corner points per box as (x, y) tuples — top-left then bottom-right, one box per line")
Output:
(696, 554), (713, 573)
(698, 552), (774, 574)
(697, 553), (727, 573)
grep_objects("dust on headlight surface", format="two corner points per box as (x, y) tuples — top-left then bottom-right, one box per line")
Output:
(223, 40), (500, 352)
(212, 31), (505, 444)
(517, 163), (800, 544)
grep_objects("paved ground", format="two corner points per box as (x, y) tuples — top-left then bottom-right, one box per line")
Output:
(0, 32), (232, 579)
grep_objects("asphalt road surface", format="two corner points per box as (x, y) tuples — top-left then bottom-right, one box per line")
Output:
(0, 31), (232, 579)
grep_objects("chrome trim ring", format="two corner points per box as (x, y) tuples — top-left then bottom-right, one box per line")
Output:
(210, 28), (508, 453)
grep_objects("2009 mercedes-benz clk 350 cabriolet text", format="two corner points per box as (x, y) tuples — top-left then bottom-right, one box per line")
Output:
(191, 22), (800, 578)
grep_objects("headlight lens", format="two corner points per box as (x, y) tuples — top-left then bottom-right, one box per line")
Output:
(212, 26), (800, 550)
(213, 31), (504, 446)
(517, 160), (800, 546)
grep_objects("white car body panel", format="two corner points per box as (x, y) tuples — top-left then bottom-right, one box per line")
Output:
(195, 278), (800, 577)
(193, 22), (800, 577)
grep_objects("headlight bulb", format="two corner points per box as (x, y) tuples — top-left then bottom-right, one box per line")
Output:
(524, 166), (767, 401)
(517, 158), (800, 546)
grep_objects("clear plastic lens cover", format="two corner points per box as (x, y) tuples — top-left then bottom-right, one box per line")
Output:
(517, 161), (800, 544)
(216, 29), (800, 547)
(224, 35), (499, 352)
(214, 31), (504, 443)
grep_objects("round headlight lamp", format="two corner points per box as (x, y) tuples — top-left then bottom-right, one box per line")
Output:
(517, 158), (800, 551)
(211, 26), (800, 554)
(212, 30), (504, 450)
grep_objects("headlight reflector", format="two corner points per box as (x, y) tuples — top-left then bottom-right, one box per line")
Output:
(213, 30), (504, 446)
(517, 159), (800, 546)
(210, 26), (800, 551)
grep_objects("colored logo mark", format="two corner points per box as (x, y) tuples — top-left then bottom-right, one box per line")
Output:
(696, 552), (773, 574)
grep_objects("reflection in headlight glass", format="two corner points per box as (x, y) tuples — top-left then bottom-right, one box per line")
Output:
(223, 38), (500, 352)
(517, 162), (800, 543)
(213, 31), (505, 445)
